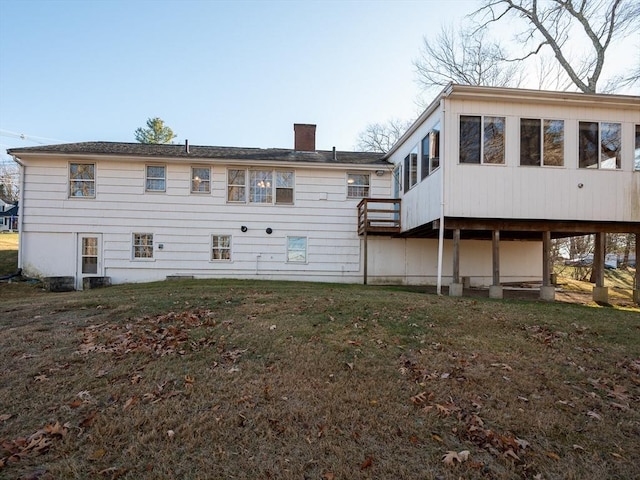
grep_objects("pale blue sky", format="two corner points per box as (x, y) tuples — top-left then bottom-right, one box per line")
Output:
(0, 0), (478, 156)
(0, 0), (637, 163)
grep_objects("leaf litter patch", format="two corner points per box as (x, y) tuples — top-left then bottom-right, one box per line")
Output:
(75, 309), (225, 357)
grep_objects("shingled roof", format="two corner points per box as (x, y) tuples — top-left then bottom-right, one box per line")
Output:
(8, 141), (389, 166)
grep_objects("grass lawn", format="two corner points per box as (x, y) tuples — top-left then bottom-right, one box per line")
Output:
(0, 279), (638, 479)
(0, 233), (18, 276)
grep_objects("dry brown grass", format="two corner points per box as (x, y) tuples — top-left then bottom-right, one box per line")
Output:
(0, 279), (638, 480)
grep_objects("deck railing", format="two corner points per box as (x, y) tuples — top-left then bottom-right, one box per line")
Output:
(357, 198), (401, 235)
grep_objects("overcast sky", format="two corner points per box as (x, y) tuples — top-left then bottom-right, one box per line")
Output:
(0, 0), (637, 161)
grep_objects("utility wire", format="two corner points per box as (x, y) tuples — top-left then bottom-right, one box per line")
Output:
(0, 129), (66, 144)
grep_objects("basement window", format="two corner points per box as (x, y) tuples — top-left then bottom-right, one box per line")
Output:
(287, 236), (307, 263)
(460, 115), (505, 164)
(133, 233), (153, 259)
(520, 119), (564, 166)
(69, 163), (95, 198)
(579, 121), (621, 169)
(211, 235), (231, 261)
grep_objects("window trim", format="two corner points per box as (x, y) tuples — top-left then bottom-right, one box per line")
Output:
(191, 166), (211, 194)
(459, 115), (506, 165)
(347, 172), (370, 199)
(286, 236), (308, 264)
(69, 163), (96, 198)
(211, 234), (232, 262)
(132, 233), (154, 261)
(145, 164), (166, 192)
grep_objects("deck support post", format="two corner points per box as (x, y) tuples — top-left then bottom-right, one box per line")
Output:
(540, 231), (555, 301)
(592, 232), (608, 303)
(363, 229), (368, 285)
(449, 229), (463, 296)
(634, 233), (639, 305)
(489, 230), (503, 299)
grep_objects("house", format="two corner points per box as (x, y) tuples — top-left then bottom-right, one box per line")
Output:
(7, 86), (640, 303)
(0, 201), (18, 232)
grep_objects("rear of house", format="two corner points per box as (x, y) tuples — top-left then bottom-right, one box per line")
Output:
(8, 86), (640, 299)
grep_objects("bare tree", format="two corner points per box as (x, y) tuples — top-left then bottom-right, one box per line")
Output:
(0, 159), (19, 203)
(414, 25), (523, 94)
(356, 119), (413, 153)
(474, 0), (640, 93)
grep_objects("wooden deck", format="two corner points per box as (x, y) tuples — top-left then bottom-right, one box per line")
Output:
(357, 198), (401, 235)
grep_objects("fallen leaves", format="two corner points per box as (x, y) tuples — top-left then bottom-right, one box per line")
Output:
(442, 450), (470, 466)
(360, 456), (373, 470)
(76, 309), (219, 357)
(0, 422), (68, 467)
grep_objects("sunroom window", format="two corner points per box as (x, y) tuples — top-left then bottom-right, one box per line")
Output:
(578, 122), (621, 169)
(520, 119), (564, 166)
(460, 115), (505, 164)
(421, 123), (441, 179)
(634, 124), (640, 171)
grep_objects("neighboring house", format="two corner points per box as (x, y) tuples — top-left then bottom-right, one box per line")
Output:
(0, 202), (18, 232)
(7, 86), (640, 303)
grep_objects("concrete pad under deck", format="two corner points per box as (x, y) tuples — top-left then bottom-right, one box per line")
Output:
(592, 286), (609, 304)
(539, 286), (556, 302)
(449, 283), (464, 297)
(489, 285), (503, 299)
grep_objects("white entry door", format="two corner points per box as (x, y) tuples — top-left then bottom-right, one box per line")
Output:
(77, 234), (102, 290)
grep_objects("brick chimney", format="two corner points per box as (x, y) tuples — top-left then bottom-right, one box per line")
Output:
(294, 123), (316, 151)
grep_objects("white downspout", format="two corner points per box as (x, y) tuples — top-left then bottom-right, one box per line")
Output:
(436, 99), (446, 295)
(15, 158), (25, 270)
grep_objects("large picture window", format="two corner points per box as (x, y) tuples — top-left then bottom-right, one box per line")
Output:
(145, 165), (166, 192)
(460, 115), (505, 164)
(250, 170), (273, 203)
(69, 163), (95, 198)
(133, 233), (153, 259)
(211, 235), (231, 261)
(347, 173), (370, 198)
(520, 119), (564, 166)
(579, 121), (621, 169)
(227, 169), (294, 203)
(191, 167), (211, 193)
(287, 236), (307, 263)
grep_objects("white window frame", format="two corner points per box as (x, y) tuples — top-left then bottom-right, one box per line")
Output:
(211, 234), (232, 261)
(578, 121), (622, 170)
(191, 166), (211, 194)
(286, 236), (307, 263)
(347, 173), (370, 198)
(227, 168), (295, 204)
(145, 165), (166, 192)
(459, 115), (506, 165)
(69, 163), (96, 198)
(520, 118), (565, 167)
(132, 233), (154, 260)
